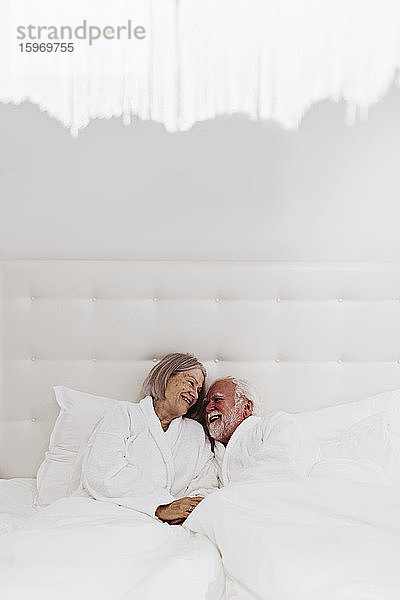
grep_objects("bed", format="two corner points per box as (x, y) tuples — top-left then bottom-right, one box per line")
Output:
(1, 260), (400, 599)
(185, 392), (400, 599)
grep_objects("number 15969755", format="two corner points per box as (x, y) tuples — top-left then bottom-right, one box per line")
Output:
(19, 42), (74, 52)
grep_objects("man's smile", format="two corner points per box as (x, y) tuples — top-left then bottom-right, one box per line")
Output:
(207, 411), (223, 424)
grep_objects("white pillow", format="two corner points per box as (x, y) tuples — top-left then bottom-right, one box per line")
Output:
(36, 386), (120, 506)
(321, 411), (400, 484)
(294, 389), (400, 445)
(310, 457), (393, 486)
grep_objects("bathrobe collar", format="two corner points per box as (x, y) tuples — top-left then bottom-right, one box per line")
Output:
(214, 415), (259, 485)
(139, 396), (183, 490)
(226, 415), (259, 450)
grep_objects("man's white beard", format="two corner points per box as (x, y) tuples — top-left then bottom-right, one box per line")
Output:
(209, 403), (242, 443)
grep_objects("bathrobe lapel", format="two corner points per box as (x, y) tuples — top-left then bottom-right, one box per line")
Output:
(164, 414), (183, 452)
(139, 396), (177, 490)
(221, 416), (258, 484)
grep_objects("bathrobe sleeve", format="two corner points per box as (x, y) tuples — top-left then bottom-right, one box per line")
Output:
(237, 412), (320, 483)
(82, 402), (176, 517)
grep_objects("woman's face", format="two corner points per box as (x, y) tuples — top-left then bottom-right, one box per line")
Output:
(163, 368), (205, 418)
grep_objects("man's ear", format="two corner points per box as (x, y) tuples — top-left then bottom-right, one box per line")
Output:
(242, 399), (254, 419)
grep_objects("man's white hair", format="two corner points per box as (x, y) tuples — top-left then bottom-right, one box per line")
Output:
(211, 376), (260, 415)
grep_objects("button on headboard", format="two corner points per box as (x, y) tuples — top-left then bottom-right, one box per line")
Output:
(2, 260), (400, 477)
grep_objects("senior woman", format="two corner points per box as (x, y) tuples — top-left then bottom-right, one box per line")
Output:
(82, 353), (217, 524)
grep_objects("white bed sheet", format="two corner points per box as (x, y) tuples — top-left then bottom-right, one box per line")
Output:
(0, 478), (37, 535)
(185, 477), (400, 600)
(0, 496), (225, 600)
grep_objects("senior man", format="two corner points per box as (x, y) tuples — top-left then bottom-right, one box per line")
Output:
(205, 377), (320, 486)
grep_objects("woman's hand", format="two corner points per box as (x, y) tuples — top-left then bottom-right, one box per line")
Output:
(155, 496), (204, 523)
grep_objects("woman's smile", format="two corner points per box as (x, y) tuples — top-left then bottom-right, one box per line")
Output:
(180, 393), (193, 406)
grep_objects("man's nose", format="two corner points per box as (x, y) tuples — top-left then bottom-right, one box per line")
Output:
(205, 399), (214, 411)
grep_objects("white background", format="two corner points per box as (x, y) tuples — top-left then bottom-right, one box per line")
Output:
(1, 85), (400, 262)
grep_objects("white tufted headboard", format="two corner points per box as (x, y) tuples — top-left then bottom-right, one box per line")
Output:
(2, 260), (400, 478)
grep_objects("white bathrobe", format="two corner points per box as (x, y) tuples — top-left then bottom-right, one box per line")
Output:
(82, 396), (218, 517)
(213, 412), (320, 486)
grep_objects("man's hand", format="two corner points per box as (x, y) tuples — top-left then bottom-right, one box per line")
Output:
(155, 496), (204, 523)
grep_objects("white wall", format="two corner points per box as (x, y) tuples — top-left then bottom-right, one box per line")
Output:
(1, 86), (400, 261)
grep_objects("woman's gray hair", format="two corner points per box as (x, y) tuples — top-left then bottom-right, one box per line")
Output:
(142, 353), (207, 418)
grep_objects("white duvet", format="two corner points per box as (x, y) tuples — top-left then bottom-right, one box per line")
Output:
(0, 478), (37, 535)
(186, 403), (400, 600)
(185, 475), (400, 600)
(0, 496), (224, 600)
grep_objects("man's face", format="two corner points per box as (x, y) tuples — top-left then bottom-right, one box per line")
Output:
(205, 379), (249, 445)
